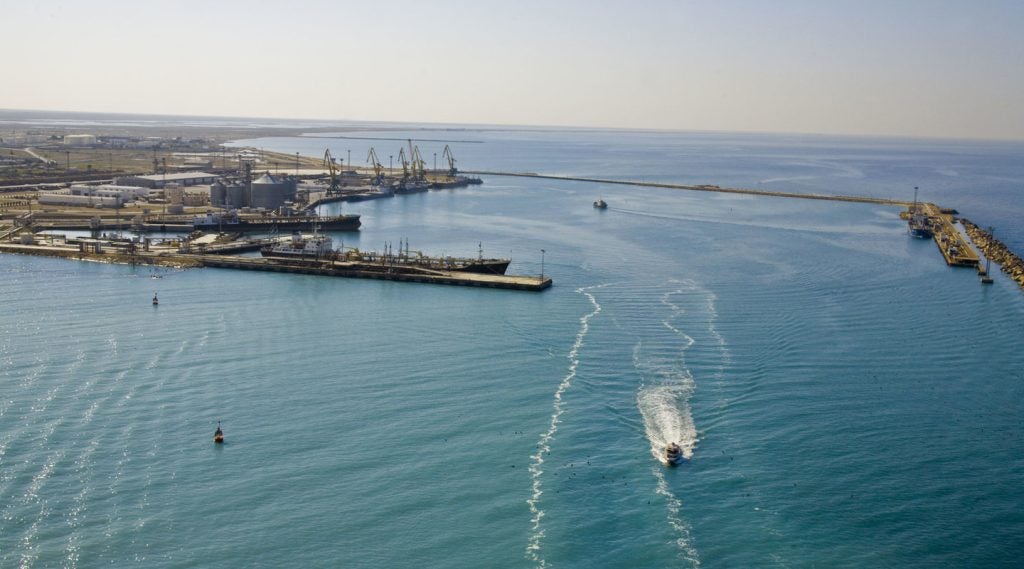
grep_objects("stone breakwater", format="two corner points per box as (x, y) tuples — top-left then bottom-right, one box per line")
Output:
(962, 219), (1024, 290)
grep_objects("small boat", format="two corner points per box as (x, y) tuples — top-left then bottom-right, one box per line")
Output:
(152, 293), (158, 306)
(665, 442), (684, 465)
(214, 421), (224, 444)
(593, 199), (608, 209)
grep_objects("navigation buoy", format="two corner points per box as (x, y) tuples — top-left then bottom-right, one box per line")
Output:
(152, 292), (159, 306)
(214, 421), (224, 444)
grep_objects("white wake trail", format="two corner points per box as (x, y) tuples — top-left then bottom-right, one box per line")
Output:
(633, 282), (715, 566)
(526, 286), (602, 567)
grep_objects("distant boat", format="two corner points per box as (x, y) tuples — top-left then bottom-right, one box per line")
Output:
(152, 292), (159, 306)
(214, 421), (224, 444)
(665, 442), (683, 466)
(593, 199), (608, 209)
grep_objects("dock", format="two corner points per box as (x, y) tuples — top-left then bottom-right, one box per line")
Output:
(195, 255), (551, 291)
(917, 203), (979, 268)
(0, 240), (551, 292)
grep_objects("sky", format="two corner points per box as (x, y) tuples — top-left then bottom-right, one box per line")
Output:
(3, 0), (1023, 139)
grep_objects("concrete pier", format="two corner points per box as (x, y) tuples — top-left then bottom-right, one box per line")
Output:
(0, 241), (551, 292)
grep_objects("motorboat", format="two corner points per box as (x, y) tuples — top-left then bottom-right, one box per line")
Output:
(665, 442), (683, 465)
(214, 421), (224, 444)
(593, 199), (608, 209)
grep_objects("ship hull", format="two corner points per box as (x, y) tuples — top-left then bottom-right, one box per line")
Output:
(194, 215), (361, 233)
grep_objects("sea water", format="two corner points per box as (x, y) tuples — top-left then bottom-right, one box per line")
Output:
(2, 126), (1023, 567)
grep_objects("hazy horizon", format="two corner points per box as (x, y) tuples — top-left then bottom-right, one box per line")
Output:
(4, 0), (1023, 141)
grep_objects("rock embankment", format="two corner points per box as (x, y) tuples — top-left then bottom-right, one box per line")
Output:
(962, 219), (1024, 290)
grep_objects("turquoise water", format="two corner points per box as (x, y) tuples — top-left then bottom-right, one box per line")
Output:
(3, 127), (1024, 567)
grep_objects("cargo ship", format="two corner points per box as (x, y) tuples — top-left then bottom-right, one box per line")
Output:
(192, 211), (361, 233)
(261, 234), (511, 275)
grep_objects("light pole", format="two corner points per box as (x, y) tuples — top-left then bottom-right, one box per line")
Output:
(389, 155), (393, 175)
(433, 152), (437, 172)
(540, 249), (545, 280)
(347, 149), (351, 171)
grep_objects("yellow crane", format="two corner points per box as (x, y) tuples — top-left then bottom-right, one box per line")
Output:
(411, 144), (427, 181)
(323, 149), (341, 195)
(366, 148), (385, 185)
(442, 144), (457, 177)
(397, 147), (410, 181)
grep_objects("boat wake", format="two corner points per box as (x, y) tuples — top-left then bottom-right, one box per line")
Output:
(634, 285), (700, 464)
(638, 380), (697, 464)
(526, 285), (603, 568)
(631, 280), (728, 566)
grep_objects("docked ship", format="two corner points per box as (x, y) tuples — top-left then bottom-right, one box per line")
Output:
(261, 236), (511, 275)
(908, 214), (934, 239)
(907, 186), (933, 239)
(192, 211), (361, 233)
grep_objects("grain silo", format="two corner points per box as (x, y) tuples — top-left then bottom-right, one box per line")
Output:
(250, 173), (295, 210)
(209, 181), (226, 206)
(225, 183), (248, 207)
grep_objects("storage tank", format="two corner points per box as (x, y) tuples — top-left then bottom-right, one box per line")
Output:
(226, 184), (248, 207)
(209, 181), (226, 206)
(250, 173), (295, 210)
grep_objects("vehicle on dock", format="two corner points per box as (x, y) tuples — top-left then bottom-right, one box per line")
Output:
(593, 199), (608, 209)
(665, 442), (683, 465)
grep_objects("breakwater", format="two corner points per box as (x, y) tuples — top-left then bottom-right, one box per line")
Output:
(962, 220), (1024, 290)
(463, 171), (912, 206)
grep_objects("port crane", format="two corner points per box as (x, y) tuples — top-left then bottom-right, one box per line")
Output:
(442, 144), (457, 177)
(410, 142), (427, 181)
(323, 149), (341, 195)
(397, 147), (411, 182)
(366, 148), (385, 186)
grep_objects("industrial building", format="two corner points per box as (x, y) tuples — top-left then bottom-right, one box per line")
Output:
(63, 134), (97, 146)
(115, 171), (218, 189)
